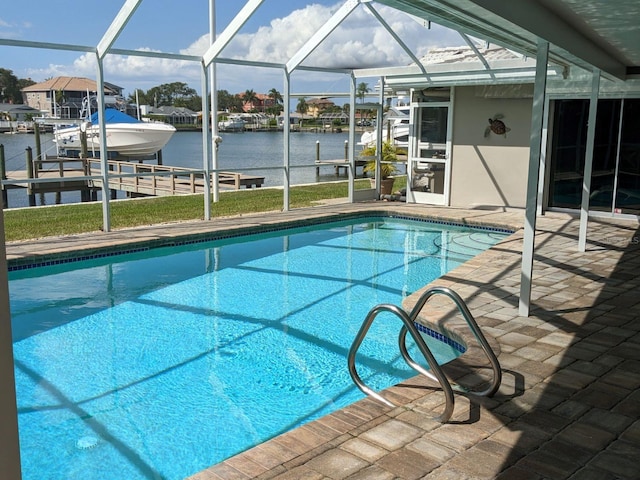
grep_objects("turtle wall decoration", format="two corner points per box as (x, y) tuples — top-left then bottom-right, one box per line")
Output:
(484, 114), (511, 138)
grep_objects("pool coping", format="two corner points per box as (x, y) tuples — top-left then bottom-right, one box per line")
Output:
(5, 205), (520, 270)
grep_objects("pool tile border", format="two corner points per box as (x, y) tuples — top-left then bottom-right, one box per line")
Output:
(414, 322), (466, 353)
(7, 210), (515, 272)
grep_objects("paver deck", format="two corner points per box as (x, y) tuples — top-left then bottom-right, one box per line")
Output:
(7, 202), (639, 480)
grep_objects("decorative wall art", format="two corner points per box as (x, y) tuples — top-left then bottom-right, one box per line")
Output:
(485, 114), (511, 138)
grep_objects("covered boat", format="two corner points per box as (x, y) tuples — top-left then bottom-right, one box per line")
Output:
(359, 106), (410, 149)
(54, 109), (176, 157)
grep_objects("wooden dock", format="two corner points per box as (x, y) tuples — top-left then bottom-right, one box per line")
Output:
(314, 156), (407, 176)
(315, 159), (367, 175)
(2, 156), (265, 201)
(85, 159), (265, 196)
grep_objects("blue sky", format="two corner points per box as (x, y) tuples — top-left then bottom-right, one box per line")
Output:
(0, 0), (463, 100)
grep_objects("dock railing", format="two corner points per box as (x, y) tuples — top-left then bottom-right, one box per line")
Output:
(1, 155), (265, 201)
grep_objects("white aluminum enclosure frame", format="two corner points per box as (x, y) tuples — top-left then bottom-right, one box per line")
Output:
(519, 40), (549, 317)
(2, 1), (640, 478)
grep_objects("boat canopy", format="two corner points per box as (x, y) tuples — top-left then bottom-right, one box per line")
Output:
(89, 109), (140, 124)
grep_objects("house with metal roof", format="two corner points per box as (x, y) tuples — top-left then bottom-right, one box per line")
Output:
(0, 103), (42, 132)
(140, 105), (199, 126)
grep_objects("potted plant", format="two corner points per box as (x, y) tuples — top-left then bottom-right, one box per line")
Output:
(361, 141), (399, 195)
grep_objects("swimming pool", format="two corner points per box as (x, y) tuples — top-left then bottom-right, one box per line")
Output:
(9, 216), (509, 480)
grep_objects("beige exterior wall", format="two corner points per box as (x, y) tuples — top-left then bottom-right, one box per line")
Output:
(23, 91), (51, 115)
(449, 85), (532, 208)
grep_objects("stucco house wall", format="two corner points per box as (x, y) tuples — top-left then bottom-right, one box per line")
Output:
(449, 85), (533, 208)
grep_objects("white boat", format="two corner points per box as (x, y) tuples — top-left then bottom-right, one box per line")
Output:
(359, 106), (410, 148)
(54, 109), (176, 157)
(218, 114), (245, 132)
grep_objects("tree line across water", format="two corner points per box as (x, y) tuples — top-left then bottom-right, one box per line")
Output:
(0, 67), (372, 117)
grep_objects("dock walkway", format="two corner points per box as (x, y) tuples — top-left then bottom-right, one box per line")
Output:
(2, 156), (265, 199)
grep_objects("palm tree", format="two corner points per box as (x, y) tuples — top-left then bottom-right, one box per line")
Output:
(268, 88), (282, 105)
(267, 88), (283, 117)
(296, 97), (308, 128)
(243, 89), (258, 112)
(356, 82), (370, 103)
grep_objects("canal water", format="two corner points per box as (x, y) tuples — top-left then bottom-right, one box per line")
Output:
(0, 129), (358, 208)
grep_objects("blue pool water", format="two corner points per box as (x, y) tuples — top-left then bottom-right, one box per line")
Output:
(9, 217), (509, 480)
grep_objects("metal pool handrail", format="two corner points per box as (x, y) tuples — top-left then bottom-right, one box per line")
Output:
(347, 303), (455, 423)
(348, 286), (501, 424)
(399, 286), (502, 398)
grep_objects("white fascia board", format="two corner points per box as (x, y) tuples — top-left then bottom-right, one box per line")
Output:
(383, 65), (564, 87)
(354, 65), (424, 78)
(355, 55), (541, 78)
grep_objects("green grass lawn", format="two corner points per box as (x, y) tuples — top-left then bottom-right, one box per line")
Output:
(3, 178), (407, 242)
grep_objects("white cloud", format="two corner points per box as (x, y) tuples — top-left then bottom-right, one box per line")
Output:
(220, 3), (461, 69)
(25, 2), (463, 95)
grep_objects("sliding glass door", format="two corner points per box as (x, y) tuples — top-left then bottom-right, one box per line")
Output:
(548, 98), (640, 216)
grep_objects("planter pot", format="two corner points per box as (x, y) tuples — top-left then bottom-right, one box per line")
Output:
(370, 177), (395, 195)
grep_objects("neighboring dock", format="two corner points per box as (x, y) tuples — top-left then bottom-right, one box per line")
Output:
(0, 149), (264, 208)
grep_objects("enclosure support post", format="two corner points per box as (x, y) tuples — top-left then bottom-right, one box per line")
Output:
(578, 69), (600, 252)
(348, 73), (356, 203)
(519, 39), (548, 317)
(283, 70), (291, 211)
(200, 63), (212, 220)
(0, 206), (22, 480)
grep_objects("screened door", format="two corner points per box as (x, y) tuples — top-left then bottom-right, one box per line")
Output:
(407, 102), (451, 205)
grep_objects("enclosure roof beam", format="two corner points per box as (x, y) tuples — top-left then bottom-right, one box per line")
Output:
(364, 2), (428, 75)
(202, 0), (265, 67)
(0, 38), (94, 53)
(109, 48), (201, 62)
(96, 0), (142, 59)
(459, 32), (491, 70)
(286, 0), (360, 74)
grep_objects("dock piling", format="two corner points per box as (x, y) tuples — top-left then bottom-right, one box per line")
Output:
(0, 144), (6, 208)
(25, 147), (35, 206)
(34, 123), (42, 165)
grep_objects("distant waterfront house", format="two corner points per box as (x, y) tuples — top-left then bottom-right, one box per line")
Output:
(140, 105), (199, 126)
(319, 112), (348, 125)
(21, 76), (124, 119)
(305, 97), (336, 117)
(0, 103), (41, 121)
(0, 103), (43, 133)
(238, 92), (278, 113)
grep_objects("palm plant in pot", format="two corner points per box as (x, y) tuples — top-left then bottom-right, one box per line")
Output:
(361, 140), (399, 195)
